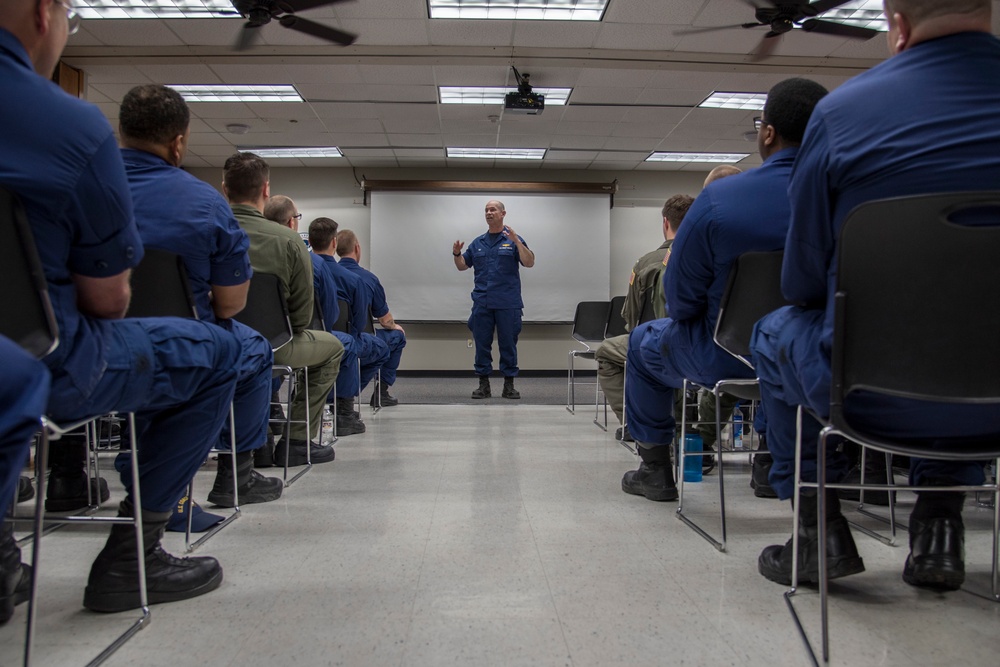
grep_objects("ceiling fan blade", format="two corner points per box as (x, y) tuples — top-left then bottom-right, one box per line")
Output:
(235, 23), (263, 51)
(278, 15), (357, 45)
(800, 18), (879, 39)
(673, 23), (762, 36)
(279, 0), (354, 12)
(750, 32), (781, 62)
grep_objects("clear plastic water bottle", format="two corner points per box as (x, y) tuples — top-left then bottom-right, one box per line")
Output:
(732, 407), (744, 450)
(321, 405), (334, 445)
(683, 434), (703, 483)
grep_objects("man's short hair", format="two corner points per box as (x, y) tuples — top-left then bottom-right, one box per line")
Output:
(487, 199), (505, 212)
(703, 165), (742, 187)
(884, 0), (988, 23)
(309, 217), (338, 252)
(335, 229), (358, 257)
(762, 78), (829, 145)
(662, 194), (695, 233)
(119, 84), (189, 145)
(223, 152), (269, 203)
(263, 195), (296, 224)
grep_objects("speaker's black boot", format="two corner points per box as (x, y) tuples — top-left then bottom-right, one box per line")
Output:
(621, 444), (678, 502)
(83, 499), (223, 613)
(207, 451), (283, 508)
(0, 523), (31, 625)
(46, 434), (110, 512)
(471, 375), (491, 399)
(758, 489), (865, 585)
(750, 435), (777, 498)
(501, 376), (520, 400)
(903, 487), (965, 591)
(335, 397), (366, 435)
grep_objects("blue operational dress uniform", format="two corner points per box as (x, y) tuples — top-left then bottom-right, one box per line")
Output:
(314, 254), (389, 398)
(750, 32), (1000, 500)
(338, 257), (407, 387)
(123, 148), (273, 456)
(461, 231), (529, 377)
(310, 253), (360, 397)
(0, 336), (50, 518)
(623, 149), (798, 449)
(0, 29), (240, 513)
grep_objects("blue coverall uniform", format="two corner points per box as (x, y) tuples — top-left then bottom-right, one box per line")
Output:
(0, 336), (50, 518)
(462, 231), (528, 377)
(123, 148), (273, 455)
(313, 254), (389, 398)
(624, 149), (798, 449)
(338, 257), (407, 386)
(0, 29), (240, 513)
(750, 32), (1000, 500)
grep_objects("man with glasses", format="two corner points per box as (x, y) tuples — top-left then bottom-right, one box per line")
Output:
(0, 0), (242, 615)
(752, 0), (1000, 591)
(619, 78), (828, 504)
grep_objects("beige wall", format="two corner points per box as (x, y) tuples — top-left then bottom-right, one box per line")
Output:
(188, 165), (713, 371)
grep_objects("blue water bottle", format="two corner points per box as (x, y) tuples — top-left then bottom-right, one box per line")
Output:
(733, 407), (744, 450)
(683, 433), (703, 483)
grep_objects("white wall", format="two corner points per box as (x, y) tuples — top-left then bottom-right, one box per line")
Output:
(188, 165), (712, 371)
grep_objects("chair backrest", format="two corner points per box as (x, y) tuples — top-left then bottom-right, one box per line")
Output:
(605, 295), (628, 338)
(127, 248), (198, 319)
(309, 297), (326, 332)
(331, 299), (350, 334)
(713, 250), (787, 367)
(571, 301), (610, 344)
(833, 192), (1000, 406)
(0, 187), (58, 359)
(232, 272), (293, 351)
(365, 312), (375, 335)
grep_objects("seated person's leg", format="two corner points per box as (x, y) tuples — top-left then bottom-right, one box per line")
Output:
(0, 336), (50, 625)
(362, 333), (394, 406)
(273, 329), (343, 464)
(595, 334), (628, 431)
(621, 322), (681, 502)
(374, 328), (405, 403)
(208, 321), (282, 507)
(329, 331), (364, 435)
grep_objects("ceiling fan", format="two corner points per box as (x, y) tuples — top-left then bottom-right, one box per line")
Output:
(678, 0), (880, 61)
(230, 0), (358, 51)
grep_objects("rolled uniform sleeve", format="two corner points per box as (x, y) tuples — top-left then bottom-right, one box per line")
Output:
(664, 194), (715, 323)
(209, 201), (252, 287)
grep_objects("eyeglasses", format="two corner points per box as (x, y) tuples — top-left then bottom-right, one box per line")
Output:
(54, 0), (81, 36)
(753, 117), (770, 132)
(291, 213), (303, 221)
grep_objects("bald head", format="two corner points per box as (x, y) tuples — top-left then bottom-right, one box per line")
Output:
(0, 0), (73, 79)
(883, 0), (991, 53)
(703, 165), (742, 187)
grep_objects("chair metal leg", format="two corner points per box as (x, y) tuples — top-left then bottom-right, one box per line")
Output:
(566, 351), (576, 414)
(675, 381), (728, 552)
(371, 370), (381, 414)
(185, 404), (241, 553)
(284, 366), (312, 487)
(618, 357), (636, 455)
(592, 373), (607, 431)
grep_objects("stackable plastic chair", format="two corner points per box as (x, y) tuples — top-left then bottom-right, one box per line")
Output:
(566, 300), (610, 414)
(781, 192), (1000, 665)
(676, 251), (788, 552)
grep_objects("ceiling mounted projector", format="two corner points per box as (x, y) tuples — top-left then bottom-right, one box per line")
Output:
(504, 67), (545, 115)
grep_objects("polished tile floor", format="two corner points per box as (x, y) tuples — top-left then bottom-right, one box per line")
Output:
(2, 404), (999, 666)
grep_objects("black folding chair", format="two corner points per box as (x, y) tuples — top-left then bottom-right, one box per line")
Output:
(782, 192), (1000, 665)
(566, 300), (610, 414)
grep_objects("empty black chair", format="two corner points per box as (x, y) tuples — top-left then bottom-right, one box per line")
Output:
(566, 300), (610, 414)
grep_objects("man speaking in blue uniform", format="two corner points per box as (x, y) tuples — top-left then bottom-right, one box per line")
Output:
(620, 78), (828, 504)
(0, 0), (240, 614)
(751, 0), (1000, 591)
(453, 200), (535, 400)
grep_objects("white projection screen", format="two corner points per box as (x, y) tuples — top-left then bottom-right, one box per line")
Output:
(370, 191), (611, 323)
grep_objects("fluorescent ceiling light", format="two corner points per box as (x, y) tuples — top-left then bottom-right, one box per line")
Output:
(439, 86), (572, 105)
(814, 0), (886, 32)
(646, 152), (748, 164)
(428, 0), (608, 21)
(76, 1), (237, 19)
(240, 147), (344, 159)
(168, 85), (303, 103)
(698, 92), (767, 111)
(447, 147), (546, 160)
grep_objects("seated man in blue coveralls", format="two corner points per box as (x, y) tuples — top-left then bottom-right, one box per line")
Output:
(752, 0), (1000, 590)
(0, 337), (50, 625)
(263, 203), (376, 436)
(0, 0), (241, 614)
(119, 84), (283, 509)
(453, 200), (535, 400)
(620, 78), (829, 503)
(335, 229), (407, 408)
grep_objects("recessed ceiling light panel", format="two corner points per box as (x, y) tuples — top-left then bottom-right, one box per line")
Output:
(77, 1), (237, 19)
(815, 0), (887, 31)
(168, 85), (303, 103)
(698, 92), (767, 111)
(646, 152), (748, 164)
(429, 0), (608, 21)
(447, 147), (546, 160)
(240, 147), (344, 159)
(439, 86), (571, 106)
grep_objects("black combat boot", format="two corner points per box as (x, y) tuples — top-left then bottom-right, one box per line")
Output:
(750, 434), (777, 498)
(335, 397), (366, 435)
(0, 523), (31, 625)
(501, 376), (520, 400)
(758, 488), (865, 585)
(254, 428), (277, 469)
(17, 476), (33, 503)
(207, 451), (283, 508)
(83, 499), (223, 613)
(471, 375), (491, 399)
(903, 485), (965, 591)
(370, 378), (399, 407)
(46, 432), (110, 512)
(621, 443), (678, 502)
